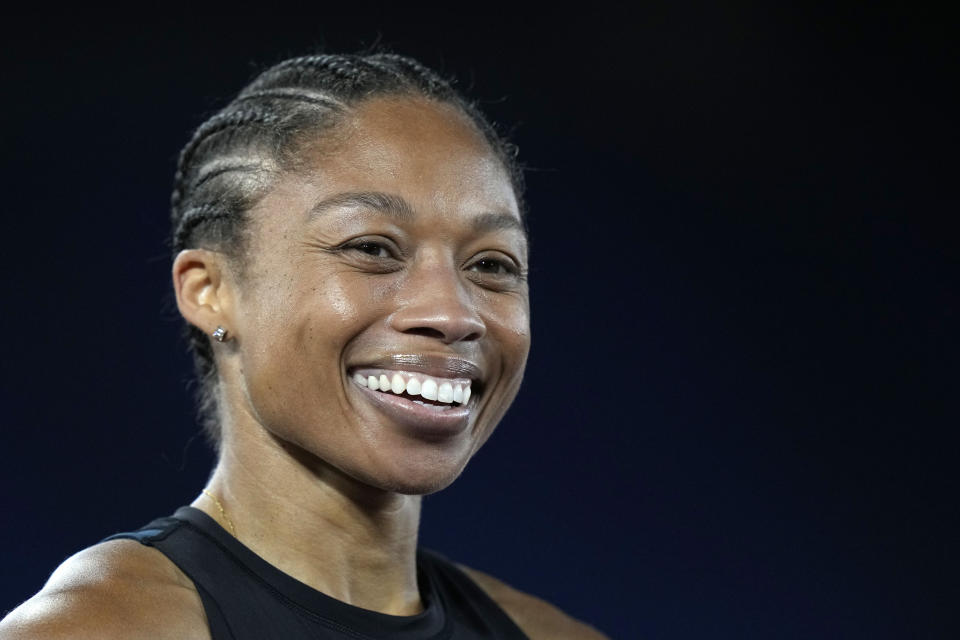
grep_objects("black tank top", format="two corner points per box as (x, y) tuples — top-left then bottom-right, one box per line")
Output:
(105, 506), (528, 639)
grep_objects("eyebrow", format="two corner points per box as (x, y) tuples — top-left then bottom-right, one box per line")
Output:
(307, 190), (527, 237)
(308, 191), (414, 221)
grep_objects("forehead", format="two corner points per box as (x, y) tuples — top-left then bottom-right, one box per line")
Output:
(290, 96), (521, 219)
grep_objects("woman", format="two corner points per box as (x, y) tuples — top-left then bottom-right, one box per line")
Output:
(0, 54), (607, 639)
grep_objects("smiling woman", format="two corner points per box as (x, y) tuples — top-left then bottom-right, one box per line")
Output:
(0, 54), (606, 639)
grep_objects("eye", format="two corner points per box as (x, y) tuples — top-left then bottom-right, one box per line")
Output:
(469, 257), (515, 275)
(337, 237), (399, 260)
(350, 240), (391, 258)
(465, 253), (525, 287)
(328, 237), (403, 274)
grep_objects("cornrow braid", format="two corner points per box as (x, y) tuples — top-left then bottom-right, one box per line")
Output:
(170, 52), (525, 450)
(170, 107), (280, 216)
(189, 162), (264, 194)
(233, 89), (346, 109)
(369, 53), (448, 93)
(172, 204), (232, 251)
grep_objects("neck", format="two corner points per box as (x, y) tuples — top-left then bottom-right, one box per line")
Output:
(193, 423), (424, 616)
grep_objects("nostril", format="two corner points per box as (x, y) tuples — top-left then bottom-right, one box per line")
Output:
(404, 327), (446, 340)
(390, 302), (487, 344)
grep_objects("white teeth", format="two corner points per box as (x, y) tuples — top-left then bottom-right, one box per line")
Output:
(353, 371), (472, 406)
(413, 399), (447, 412)
(421, 379), (439, 401)
(437, 382), (453, 403)
(406, 377), (422, 396)
(390, 373), (405, 394)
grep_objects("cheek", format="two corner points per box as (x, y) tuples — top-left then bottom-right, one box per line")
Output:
(236, 271), (393, 411)
(492, 294), (531, 356)
(243, 262), (388, 344)
(301, 273), (399, 348)
(486, 295), (531, 388)
(471, 300), (530, 450)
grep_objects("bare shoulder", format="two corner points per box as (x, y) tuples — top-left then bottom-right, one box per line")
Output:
(459, 565), (610, 640)
(0, 539), (209, 640)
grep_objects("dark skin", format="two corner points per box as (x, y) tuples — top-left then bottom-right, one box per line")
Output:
(0, 97), (607, 639)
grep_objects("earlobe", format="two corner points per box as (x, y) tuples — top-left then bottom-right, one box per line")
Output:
(172, 249), (233, 336)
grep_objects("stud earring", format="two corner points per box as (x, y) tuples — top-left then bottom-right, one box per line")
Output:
(211, 326), (228, 342)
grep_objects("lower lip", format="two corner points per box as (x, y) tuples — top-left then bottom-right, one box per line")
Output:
(351, 381), (472, 438)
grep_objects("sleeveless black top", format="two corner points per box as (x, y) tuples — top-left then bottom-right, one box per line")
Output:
(105, 506), (528, 639)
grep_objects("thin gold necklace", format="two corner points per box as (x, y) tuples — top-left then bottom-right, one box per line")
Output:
(201, 488), (237, 537)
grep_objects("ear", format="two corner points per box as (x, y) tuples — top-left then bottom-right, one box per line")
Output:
(172, 249), (235, 336)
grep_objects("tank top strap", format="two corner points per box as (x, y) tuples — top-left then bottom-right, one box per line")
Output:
(105, 514), (238, 639)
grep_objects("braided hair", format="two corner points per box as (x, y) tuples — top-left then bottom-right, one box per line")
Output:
(170, 53), (524, 449)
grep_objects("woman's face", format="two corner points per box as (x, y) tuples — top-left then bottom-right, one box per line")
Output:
(223, 96), (530, 494)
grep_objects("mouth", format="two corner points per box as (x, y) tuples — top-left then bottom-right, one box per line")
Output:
(351, 370), (472, 408)
(346, 357), (484, 436)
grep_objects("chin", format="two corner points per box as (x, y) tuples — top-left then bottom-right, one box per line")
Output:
(352, 450), (473, 496)
(269, 424), (478, 496)
(384, 473), (461, 496)
(373, 477), (458, 496)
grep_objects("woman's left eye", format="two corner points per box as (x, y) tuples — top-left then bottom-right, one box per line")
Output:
(467, 256), (520, 277)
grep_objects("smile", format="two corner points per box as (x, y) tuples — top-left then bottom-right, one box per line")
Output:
(347, 365), (477, 437)
(351, 369), (472, 407)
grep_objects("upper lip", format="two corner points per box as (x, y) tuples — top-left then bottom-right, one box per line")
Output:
(347, 353), (484, 383)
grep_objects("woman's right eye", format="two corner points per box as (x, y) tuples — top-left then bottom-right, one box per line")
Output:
(334, 237), (400, 260)
(350, 241), (391, 258)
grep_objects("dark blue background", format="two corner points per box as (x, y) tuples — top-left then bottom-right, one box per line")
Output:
(1, 5), (956, 638)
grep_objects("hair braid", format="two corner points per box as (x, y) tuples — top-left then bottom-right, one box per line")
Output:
(233, 89), (346, 109)
(171, 108), (279, 215)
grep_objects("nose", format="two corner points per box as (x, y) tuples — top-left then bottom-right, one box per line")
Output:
(389, 257), (486, 344)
